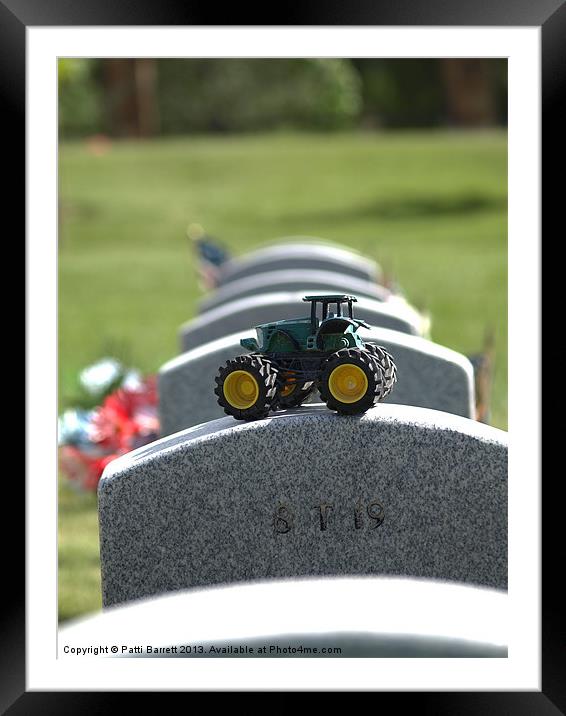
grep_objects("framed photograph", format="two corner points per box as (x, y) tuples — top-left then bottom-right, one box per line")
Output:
(14, 0), (558, 705)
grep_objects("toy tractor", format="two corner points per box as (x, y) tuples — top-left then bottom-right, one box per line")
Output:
(214, 295), (397, 420)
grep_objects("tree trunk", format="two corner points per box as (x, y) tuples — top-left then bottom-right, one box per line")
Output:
(102, 59), (159, 137)
(441, 59), (496, 127)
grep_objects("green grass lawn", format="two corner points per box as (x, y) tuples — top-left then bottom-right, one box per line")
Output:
(58, 130), (507, 621)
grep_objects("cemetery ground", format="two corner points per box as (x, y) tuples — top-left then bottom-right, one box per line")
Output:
(58, 129), (507, 621)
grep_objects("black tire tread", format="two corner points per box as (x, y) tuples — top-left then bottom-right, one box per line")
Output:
(318, 347), (386, 415)
(214, 354), (279, 421)
(364, 343), (398, 398)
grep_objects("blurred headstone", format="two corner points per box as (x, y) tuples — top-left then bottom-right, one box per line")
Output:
(180, 291), (427, 352)
(199, 269), (393, 313)
(217, 241), (382, 286)
(159, 326), (475, 436)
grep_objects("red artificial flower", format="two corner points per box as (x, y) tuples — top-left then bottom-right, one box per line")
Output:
(90, 376), (159, 452)
(60, 374), (159, 491)
(59, 446), (117, 492)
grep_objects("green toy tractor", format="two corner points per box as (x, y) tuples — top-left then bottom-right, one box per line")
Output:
(214, 295), (397, 421)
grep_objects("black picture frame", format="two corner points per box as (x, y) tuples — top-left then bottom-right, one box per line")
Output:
(12, 0), (560, 708)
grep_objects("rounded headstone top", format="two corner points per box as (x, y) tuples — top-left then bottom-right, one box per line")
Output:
(99, 404), (507, 604)
(217, 239), (381, 285)
(102, 404), (507, 481)
(179, 291), (429, 353)
(199, 269), (392, 313)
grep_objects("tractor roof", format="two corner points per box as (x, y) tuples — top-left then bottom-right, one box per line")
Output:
(302, 294), (358, 303)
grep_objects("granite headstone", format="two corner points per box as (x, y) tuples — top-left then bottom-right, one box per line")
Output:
(159, 326), (475, 436)
(217, 240), (382, 286)
(199, 269), (392, 313)
(180, 291), (427, 352)
(99, 405), (507, 607)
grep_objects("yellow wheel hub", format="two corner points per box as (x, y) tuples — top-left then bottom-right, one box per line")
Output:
(223, 370), (259, 409)
(328, 363), (368, 404)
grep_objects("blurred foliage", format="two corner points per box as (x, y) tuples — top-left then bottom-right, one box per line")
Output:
(355, 60), (445, 127)
(58, 58), (362, 137)
(58, 59), (103, 138)
(58, 58), (507, 138)
(354, 59), (508, 127)
(158, 59), (361, 133)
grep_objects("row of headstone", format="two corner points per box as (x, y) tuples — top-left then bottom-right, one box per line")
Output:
(160, 326), (475, 436)
(215, 240), (383, 285)
(98, 237), (507, 654)
(180, 290), (428, 352)
(199, 269), (393, 312)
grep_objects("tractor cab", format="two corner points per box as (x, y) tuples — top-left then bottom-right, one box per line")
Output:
(240, 294), (371, 354)
(302, 294), (369, 330)
(303, 295), (371, 351)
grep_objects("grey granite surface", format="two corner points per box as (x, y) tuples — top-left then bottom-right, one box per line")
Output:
(217, 240), (381, 286)
(99, 405), (507, 607)
(180, 291), (427, 352)
(159, 326), (475, 436)
(199, 269), (392, 313)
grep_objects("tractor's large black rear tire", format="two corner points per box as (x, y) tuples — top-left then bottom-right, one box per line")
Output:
(215, 354), (279, 421)
(319, 348), (386, 415)
(364, 343), (398, 398)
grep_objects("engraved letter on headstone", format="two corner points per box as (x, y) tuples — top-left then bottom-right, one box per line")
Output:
(273, 503), (294, 534)
(313, 503), (334, 531)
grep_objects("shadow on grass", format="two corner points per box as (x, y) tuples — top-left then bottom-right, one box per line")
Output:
(283, 193), (507, 225)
